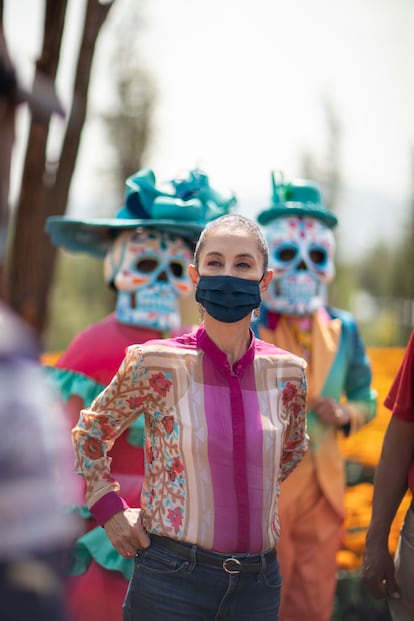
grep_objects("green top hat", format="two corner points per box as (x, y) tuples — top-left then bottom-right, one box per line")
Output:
(257, 170), (338, 229)
(46, 167), (237, 257)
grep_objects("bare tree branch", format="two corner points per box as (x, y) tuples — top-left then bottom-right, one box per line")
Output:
(7, 0), (115, 338)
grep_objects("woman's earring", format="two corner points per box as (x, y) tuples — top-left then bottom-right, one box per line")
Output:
(253, 307), (260, 318)
(198, 303), (205, 319)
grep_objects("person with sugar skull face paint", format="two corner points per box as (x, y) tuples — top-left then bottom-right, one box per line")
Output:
(103, 228), (193, 332)
(45, 167), (236, 621)
(253, 172), (377, 621)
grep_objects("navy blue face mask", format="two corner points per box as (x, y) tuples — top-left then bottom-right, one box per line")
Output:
(195, 275), (262, 323)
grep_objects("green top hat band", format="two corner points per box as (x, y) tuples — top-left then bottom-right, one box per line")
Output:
(257, 171), (338, 229)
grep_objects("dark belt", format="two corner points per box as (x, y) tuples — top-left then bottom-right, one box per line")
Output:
(150, 534), (276, 574)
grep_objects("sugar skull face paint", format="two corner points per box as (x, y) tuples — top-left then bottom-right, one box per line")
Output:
(262, 216), (336, 315)
(104, 229), (193, 330)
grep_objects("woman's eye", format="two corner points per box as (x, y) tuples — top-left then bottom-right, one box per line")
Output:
(236, 262), (250, 269)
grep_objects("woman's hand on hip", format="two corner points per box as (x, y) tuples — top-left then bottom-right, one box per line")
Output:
(104, 508), (151, 557)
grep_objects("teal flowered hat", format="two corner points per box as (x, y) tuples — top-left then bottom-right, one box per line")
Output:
(46, 167), (237, 257)
(257, 170), (338, 229)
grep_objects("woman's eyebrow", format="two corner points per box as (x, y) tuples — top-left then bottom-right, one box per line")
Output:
(205, 251), (224, 257)
(204, 251), (255, 260)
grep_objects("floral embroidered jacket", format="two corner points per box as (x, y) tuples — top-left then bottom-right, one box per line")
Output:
(72, 324), (308, 554)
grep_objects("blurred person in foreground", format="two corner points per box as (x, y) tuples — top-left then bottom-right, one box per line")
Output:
(45, 167), (237, 621)
(253, 171), (377, 621)
(0, 28), (81, 621)
(71, 213), (308, 621)
(0, 303), (82, 621)
(362, 328), (414, 621)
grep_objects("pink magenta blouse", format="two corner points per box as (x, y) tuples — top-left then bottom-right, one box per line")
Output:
(72, 324), (307, 554)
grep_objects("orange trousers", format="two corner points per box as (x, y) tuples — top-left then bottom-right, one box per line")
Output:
(277, 475), (342, 621)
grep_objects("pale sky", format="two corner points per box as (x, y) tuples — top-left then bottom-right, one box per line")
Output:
(139, 0), (414, 201)
(4, 0), (414, 258)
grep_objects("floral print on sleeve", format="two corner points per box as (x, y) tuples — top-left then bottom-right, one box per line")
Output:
(72, 345), (170, 507)
(141, 406), (186, 537)
(279, 367), (308, 481)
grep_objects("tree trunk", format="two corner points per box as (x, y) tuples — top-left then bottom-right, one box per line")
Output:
(7, 0), (113, 340)
(0, 23), (16, 297)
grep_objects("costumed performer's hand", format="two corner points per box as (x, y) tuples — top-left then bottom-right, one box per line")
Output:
(361, 542), (400, 600)
(104, 508), (150, 557)
(311, 396), (351, 428)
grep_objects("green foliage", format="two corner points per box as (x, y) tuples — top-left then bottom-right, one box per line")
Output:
(359, 311), (404, 347)
(389, 212), (414, 300)
(331, 571), (391, 621)
(345, 208), (414, 346)
(299, 95), (413, 347)
(328, 261), (358, 310)
(356, 242), (395, 298)
(44, 250), (115, 352)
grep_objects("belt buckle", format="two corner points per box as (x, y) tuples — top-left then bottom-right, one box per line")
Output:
(223, 557), (242, 574)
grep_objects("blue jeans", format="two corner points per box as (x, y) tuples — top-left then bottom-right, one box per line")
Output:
(388, 504), (414, 621)
(122, 538), (281, 620)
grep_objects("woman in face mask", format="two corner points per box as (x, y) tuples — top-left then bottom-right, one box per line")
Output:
(72, 214), (308, 621)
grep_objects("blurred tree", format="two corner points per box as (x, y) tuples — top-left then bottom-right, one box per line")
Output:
(356, 155), (413, 306)
(0, 21), (18, 272)
(99, 0), (156, 196)
(355, 241), (394, 298)
(300, 95), (354, 310)
(351, 150), (414, 345)
(44, 251), (116, 351)
(391, 226), (414, 343)
(328, 261), (357, 312)
(44, 0), (155, 352)
(301, 95), (342, 214)
(389, 153), (414, 303)
(1, 0), (114, 341)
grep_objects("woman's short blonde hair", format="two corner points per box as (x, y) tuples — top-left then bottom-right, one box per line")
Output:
(194, 214), (268, 271)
